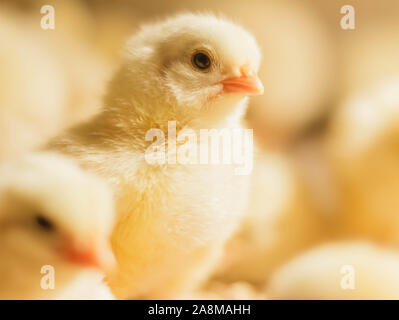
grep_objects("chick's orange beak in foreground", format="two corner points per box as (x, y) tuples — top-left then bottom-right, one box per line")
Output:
(63, 236), (114, 271)
(222, 64), (264, 95)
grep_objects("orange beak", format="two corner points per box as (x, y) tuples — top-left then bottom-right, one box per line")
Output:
(63, 236), (107, 270)
(221, 64), (264, 95)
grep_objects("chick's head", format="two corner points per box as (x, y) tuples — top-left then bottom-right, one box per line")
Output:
(0, 153), (115, 276)
(110, 13), (263, 117)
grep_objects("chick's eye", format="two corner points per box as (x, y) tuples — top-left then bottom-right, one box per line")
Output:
(192, 52), (211, 70)
(34, 215), (55, 232)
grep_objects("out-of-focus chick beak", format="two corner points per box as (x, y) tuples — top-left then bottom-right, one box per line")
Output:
(63, 236), (114, 271)
(221, 64), (264, 95)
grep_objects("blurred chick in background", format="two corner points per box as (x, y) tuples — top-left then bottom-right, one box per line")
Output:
(212, 152), (330, 285)
(268, 241), (399, 299)
(0, 2), (111, 161)
(238, 0), (334, 148)
(0, 11), (66, 161)
(0, 153), (115, 299)
(48, 14), (263, 299)
(327, 77), (399, 244)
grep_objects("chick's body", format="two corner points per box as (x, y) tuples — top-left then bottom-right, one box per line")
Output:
(48, 14), (263, 299)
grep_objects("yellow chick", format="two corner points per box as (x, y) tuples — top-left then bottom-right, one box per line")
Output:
(327, 77), (399, 243)
(48, 13), (263, 299)
(268, 241), (399, 300)
(0, 153), (114, 299)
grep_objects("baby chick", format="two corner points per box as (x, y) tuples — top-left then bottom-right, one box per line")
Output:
(327, 77), (399, 243)
(48, 13), (263, 299)
(0, 153), (114, 299)
(268, 241), (399, 300)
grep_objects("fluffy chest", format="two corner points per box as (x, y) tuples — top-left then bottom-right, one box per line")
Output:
(95, 152), (250, 248)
